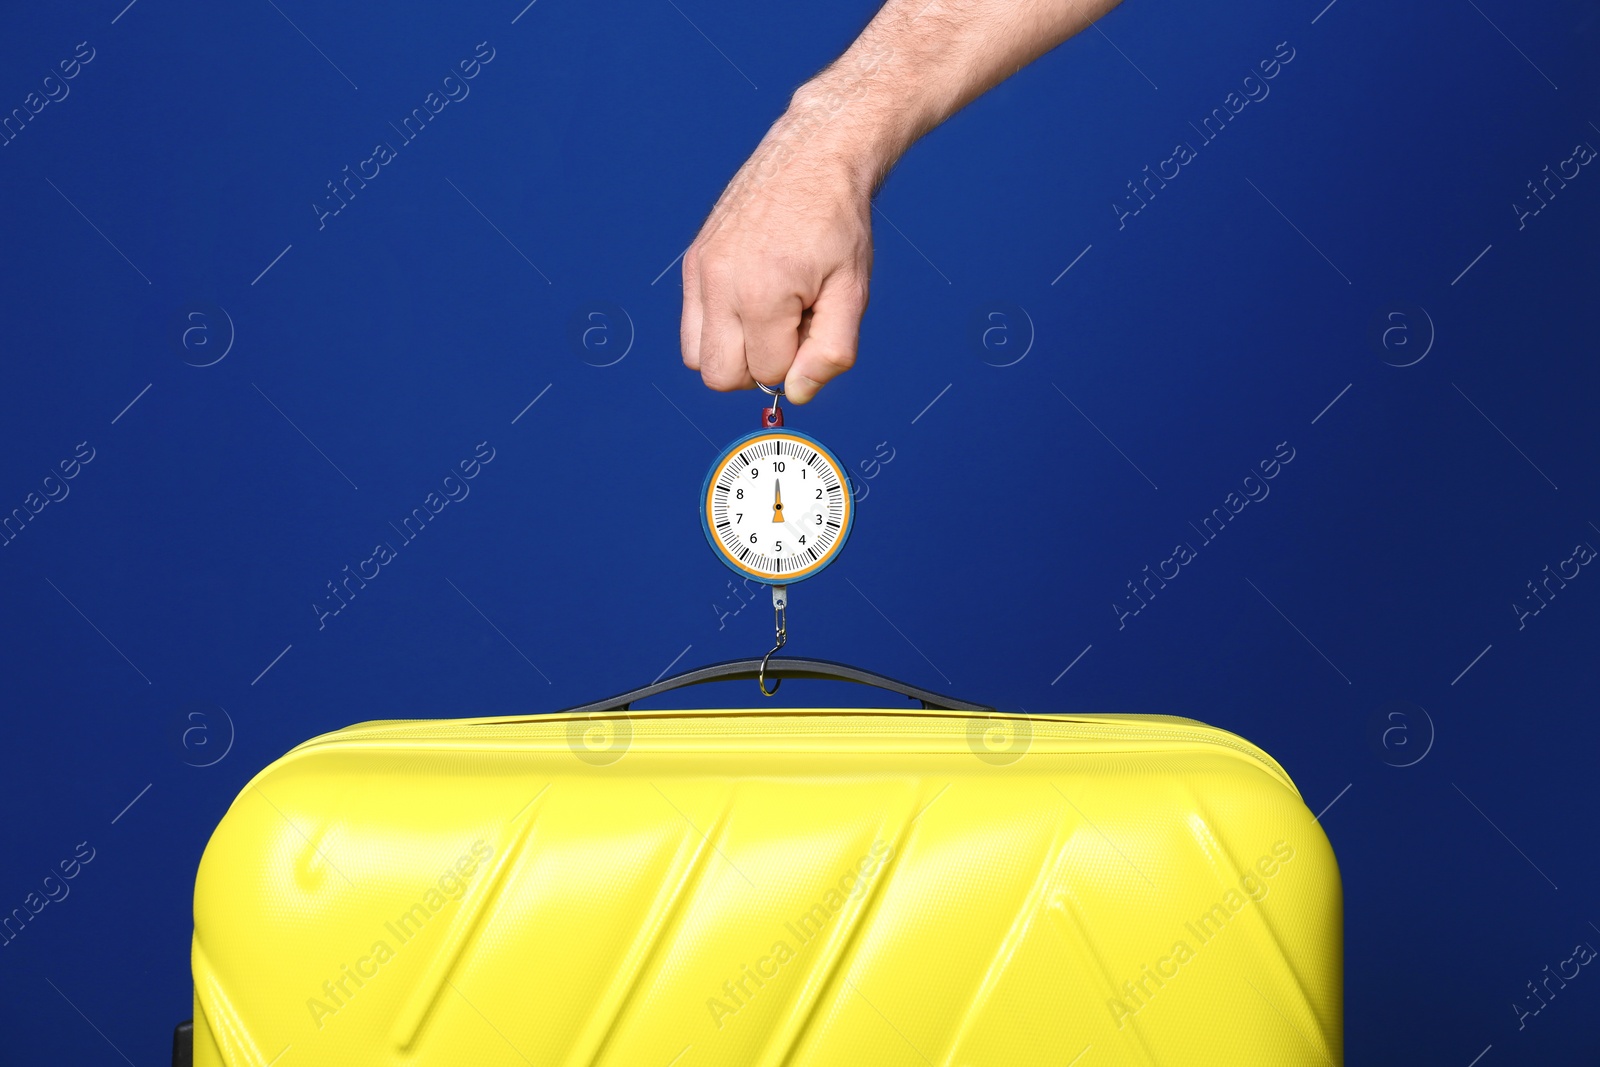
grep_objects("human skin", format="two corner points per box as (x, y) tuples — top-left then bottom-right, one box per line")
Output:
(681, 0), (1124, 402)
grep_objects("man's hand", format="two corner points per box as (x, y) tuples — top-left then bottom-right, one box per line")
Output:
(681, 0), (1122, 403)
(680, 106), (875, 404)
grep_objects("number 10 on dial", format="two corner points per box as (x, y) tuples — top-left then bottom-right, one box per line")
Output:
(701, 430), (853, 583)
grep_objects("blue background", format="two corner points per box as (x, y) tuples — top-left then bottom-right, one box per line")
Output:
(2, 0), (1597, 1062)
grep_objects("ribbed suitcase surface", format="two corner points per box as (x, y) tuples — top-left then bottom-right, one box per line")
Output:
(191, 708), (1341, 1065)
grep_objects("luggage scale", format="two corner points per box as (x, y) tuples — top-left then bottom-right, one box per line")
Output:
(699, 383), (854, 697)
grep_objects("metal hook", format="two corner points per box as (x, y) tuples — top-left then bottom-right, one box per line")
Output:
(758, 644), (783, 697)
(756, 381), (783, 426)
(759, 584), (788, 698)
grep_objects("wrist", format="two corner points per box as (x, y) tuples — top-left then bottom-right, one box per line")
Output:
(781, 46), (915, 197)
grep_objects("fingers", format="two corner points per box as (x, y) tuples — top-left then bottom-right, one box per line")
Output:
(696, 282), (755, 392)
(741, 291), (804, 390)
(683, 217), (866, 400)
(680, 249), (703, 371)
(694, 259), (805, 392)
(784, 272), (867, 404)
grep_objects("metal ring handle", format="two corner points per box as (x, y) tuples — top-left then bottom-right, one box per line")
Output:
(755, 382), (786, 397)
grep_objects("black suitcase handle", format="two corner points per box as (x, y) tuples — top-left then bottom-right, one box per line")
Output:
(554, 657), (992, 715)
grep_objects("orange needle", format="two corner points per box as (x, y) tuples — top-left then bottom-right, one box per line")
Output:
(772, 479), (784, 522)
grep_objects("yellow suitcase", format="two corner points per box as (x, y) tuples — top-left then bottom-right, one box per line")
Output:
(187, 659), (1341, 1065)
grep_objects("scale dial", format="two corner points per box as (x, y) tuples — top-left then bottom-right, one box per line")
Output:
(701, 430), (853, 584)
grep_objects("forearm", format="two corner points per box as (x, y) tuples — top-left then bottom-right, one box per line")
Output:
(789, 0), (1124, 194)
(683, 0), (1125, 401)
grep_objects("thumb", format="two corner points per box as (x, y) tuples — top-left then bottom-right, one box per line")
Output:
(784, 272), (867, 404)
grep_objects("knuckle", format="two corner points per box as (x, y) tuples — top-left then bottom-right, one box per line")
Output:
(683, 243), (707, 283)
(732, 268), (790, 311)
(851, 277), (871, 310)
(814, 345), (856, 374)
(699, 265), (736, 305)
(836, 270), (871, 311)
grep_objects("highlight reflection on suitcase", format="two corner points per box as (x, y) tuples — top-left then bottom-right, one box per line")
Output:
(186, 661), (1341, 1065)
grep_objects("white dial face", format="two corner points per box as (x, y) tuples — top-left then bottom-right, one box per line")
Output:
(705, 433), (851, 581)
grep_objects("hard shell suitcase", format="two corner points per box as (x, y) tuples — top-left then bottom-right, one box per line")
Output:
(186, 659), (1342, 1065)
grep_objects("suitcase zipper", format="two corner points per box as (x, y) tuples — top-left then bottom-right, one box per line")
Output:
(287, 712), (1296, 793)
